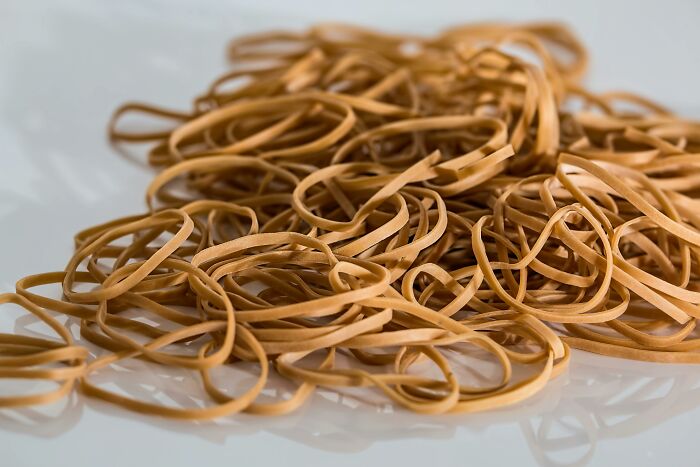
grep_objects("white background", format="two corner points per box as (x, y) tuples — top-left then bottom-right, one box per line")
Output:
(1, 1), (700, 466)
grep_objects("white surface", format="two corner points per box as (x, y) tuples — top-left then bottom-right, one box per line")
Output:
(1, 1), (700, 466)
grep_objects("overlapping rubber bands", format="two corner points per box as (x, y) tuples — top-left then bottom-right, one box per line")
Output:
(3, 21), (700, 419)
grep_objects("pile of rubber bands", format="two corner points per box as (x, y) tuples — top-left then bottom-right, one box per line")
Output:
(4, 22), (700, 419)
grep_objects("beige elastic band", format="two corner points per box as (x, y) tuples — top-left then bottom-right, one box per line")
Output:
(3, 21), (700, 419)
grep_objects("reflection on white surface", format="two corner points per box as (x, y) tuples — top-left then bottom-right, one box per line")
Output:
(2, 1), (700, 466)
(0, 332), (698, 467)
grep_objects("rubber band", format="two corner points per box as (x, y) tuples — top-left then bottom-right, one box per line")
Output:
(3, 22), (700, 419)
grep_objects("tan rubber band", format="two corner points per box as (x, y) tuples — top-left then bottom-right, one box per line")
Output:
(3, 21), (700, 419)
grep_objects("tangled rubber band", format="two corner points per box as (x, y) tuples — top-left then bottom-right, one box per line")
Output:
(3, 21), (700, 419)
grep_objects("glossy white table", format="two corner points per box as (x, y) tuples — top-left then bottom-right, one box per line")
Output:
(2, 1), (699, 465)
